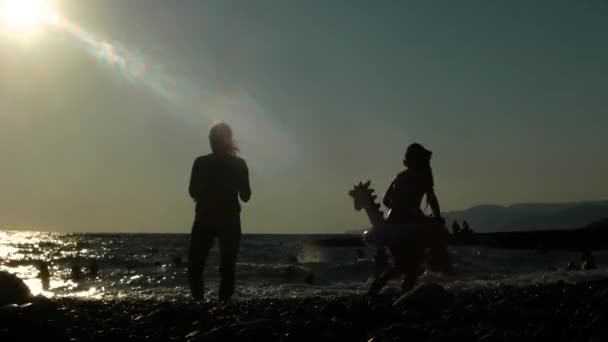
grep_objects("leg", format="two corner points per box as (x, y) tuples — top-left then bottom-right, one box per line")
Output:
(187, 222), (215, 301)
(393, 246), (424, 294)
(368, 245), (408, 296)
(368, 267), (398, 295)
(217, 219), (241, 302)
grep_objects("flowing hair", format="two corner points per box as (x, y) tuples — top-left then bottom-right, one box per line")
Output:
(209, 122), (239, 155)
(404, 143), (432, 170)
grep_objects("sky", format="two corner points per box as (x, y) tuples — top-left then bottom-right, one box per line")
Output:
(0, 0), (607, 233)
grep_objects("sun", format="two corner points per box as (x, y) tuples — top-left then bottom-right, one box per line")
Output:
(0, 0), (56, 36)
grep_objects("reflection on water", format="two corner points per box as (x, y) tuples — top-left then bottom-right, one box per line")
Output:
(0, 231), (107, 298)
(2, 231), (608, 300)
(0, 231), (197, 300)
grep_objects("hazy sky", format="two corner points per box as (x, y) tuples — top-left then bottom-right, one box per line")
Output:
(1, 0), (607, 233)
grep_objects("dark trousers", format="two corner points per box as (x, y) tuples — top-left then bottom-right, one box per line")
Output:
(188, 217), (241, 301)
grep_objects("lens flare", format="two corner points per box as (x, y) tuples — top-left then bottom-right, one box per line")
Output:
(51, 15), (300, 173)
(0, 0), (55, 36)
(3, 2), (299, 173)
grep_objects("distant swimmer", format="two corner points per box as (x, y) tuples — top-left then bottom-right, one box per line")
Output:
(36, 261), (51, 290)
(172, 256), (184, 267)
(88, 260), (99, 277)
(71, 264), (83, 282)
(373, 247), (388, 278)
(581, 250), (597, 270)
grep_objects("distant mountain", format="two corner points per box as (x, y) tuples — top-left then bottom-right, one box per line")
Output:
(444, 201), (608, 232)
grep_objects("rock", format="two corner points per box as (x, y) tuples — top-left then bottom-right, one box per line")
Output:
(369, 323), (420, 341)
(393, 282), (450, 308)
(477, 330), (498, 341)
(185, 330), (201, 339)
(230, 318), (273, 329)
(0, 271), (31, 306)
(196, 327), (231, 342)
(589, 314), (608, 334)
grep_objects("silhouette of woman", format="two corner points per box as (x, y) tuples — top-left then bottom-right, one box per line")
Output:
(369, 143), (446, 295)
(187, 123), (251, 302)
(383, 143), (441, 223)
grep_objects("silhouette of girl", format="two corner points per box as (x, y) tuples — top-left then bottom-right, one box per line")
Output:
(187, 123), (251, 302)
(383, 143), (441, 223)
(369, 143), (447, 295)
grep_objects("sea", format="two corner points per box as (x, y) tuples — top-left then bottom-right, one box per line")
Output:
(1, 231), (607, 300)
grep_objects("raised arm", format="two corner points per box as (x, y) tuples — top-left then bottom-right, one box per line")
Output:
(239, 159), (251, 202)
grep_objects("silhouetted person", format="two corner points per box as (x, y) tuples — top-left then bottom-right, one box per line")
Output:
(172, 256), (184, 267)
(36, 261), (51, 290)
(88, 260), (99, 277)
(369, 143), (448, 295)
(582, 250), (597, 270)
(304, 272), (315, 285)
(188, 123), (251, 302)
(452, 221), (461, 235)
(373, 247), (389, 278)
(71, 265), (83, 282)
(462, 220), (472, 234)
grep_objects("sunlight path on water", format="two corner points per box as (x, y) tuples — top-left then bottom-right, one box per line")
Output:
(0, 231), (103, 298)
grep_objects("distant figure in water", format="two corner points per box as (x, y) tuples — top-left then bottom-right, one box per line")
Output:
(88, 260), (99, 277)
(373, 247), (388, 278)
(172, 256), (184, 267)
(369, 143), (449, 295)
(71, 264), (83, 282)
(462, 220), (473, 235)
(581, 250), (597, 270)
(36, 261), (51, 290)
(451, 221), (461, 235)
(188, 122), (251, 302)
(356, 249), (365, 261)
(304, 272), (315, 285)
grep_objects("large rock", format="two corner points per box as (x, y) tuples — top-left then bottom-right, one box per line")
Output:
(0, 271), (31, 305)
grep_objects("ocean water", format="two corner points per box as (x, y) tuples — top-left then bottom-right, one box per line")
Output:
(1, 231), (607, 300)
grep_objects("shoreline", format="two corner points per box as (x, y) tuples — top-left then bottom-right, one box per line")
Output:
(2, 278), (608, 341)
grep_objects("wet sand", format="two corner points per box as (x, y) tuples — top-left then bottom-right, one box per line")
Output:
(1, 278), (607, 341)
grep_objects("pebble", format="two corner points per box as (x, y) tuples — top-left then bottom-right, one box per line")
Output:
(0, 279), (606, 341)
(185, 330), (201, 339)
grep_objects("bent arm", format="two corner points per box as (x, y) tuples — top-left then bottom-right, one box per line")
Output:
(426, 188), (441, 218)
(383, 178), (397, 208)
(239, 160), (251, 202)
(188, 159), (200, 200)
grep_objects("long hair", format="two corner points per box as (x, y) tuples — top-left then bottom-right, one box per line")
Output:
(209, 122), (239, 155)
(404, 143), (432, 170)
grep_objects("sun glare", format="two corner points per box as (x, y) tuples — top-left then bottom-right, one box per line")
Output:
(0, 0), (55, 36)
